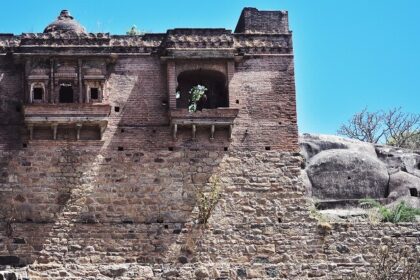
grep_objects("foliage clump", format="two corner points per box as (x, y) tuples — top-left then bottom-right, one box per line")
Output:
(360, 198), (420, 223)
(126, 25), (144, 36)
(188, 85), (207, 113)
(196, 176), (221, 224)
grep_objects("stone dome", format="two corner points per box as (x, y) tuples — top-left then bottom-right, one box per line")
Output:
(44, 10), (87, 34)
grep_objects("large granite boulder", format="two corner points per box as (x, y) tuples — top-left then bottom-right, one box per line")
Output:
(299, 133), (377, 161)
(301, 134), (420, 205)
(306, 149), (389, 200)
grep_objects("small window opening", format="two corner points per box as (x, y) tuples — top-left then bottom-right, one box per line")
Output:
(168, 147), (174, 151)
(164, 224), (169, 229)
(224, 147), (228, 151)
(90, 88), (99, 100)
(409, 188), (418, 197)
(22, 143), (27, 148)
(114, 106), (120, 112)
(236, 100), (239, 104)
(118, 146), (124, 151)
(265, 146), (271, 151)
(59, 84), (74, 103)
(33, 88), (43, 100)
(121, 128), (125, 133)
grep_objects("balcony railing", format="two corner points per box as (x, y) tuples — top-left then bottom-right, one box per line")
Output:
(169, 108), (239, 140)
(23, 103), (110, 140)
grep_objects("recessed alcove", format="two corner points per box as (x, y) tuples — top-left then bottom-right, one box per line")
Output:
(176, 69), (228, 110)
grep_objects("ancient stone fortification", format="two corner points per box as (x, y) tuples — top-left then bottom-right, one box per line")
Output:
(0, 8), (418, 280)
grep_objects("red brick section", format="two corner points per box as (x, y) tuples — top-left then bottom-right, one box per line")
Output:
(235, 7), (290, 34)
(0, 7), (317, 279)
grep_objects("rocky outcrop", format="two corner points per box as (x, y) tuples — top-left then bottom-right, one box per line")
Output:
(300, 134), (420, 205)
(388, 171), (420, 199)
(307, 149), (389, 200)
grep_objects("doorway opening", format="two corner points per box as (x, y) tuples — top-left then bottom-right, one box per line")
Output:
(59, 84), (74, 103)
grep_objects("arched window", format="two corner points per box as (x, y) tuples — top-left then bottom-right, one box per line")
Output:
(30, 83), (45, 103)
(176, 70), (228, 110)
(59, 83), (74, 103)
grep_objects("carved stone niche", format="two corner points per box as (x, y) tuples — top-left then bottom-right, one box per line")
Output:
(28, 81), (47, 104)
(84, 80), (105, 103)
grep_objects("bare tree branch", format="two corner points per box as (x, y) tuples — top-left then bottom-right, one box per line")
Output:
(338, 107), (420, 149)
(337, 108), (384, 143)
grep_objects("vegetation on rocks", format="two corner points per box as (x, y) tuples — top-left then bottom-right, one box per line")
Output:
(308, 200), (332, 232)
(360, 198), (420, 223)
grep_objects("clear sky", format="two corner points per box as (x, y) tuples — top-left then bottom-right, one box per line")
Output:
(1, 0), (419, 135)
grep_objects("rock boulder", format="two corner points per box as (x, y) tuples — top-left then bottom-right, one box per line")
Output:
(307, 149), (389, 200)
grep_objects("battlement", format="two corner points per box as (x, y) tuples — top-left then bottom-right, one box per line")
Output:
(234, 7), (290, 34)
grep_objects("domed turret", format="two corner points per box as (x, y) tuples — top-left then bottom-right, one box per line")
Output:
(44, 10), (87, 34)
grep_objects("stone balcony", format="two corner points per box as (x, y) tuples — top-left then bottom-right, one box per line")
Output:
(23, 103), (110, 140)
(169, 108), (239, 140)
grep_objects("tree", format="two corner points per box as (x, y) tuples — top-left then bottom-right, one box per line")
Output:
(338, 107), (420, 149)
(126, 25), (144, 36)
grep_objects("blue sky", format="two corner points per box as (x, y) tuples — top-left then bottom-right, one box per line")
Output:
(1, 0), (419, 135)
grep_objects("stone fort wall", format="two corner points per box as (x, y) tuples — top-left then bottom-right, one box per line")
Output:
(0, 7), (418, 280)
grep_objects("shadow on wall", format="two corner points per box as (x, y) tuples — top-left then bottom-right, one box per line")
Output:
(0, 69), (234, 268)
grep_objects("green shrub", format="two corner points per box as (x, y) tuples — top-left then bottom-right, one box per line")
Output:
(360, 198), (420, 223)
(188, 85), (207, 113)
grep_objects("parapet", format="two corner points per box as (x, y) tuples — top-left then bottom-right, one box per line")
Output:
(234, 7), (290, 34)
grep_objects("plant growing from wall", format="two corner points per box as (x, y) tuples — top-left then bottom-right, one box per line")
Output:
(188, 85), (207, 113)
(196, 175), (221, 224)
(126, 25), (144, 36)
(360, 198), (420, 223)
(350, 244), (420, 280)
(308, 199), (332, 233)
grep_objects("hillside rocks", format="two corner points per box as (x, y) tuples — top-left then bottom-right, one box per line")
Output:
(388, 171), (420, 199)
(300, 134), (420, 205)
(300, 134), (377, 161)
(307, 149), (389, 200)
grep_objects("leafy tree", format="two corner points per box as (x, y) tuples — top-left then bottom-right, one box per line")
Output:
(338, 107), (420, 149)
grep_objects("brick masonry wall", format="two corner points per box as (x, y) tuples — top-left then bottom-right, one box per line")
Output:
(234, 8), (289, 34)
(0, 52), (419, 280)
